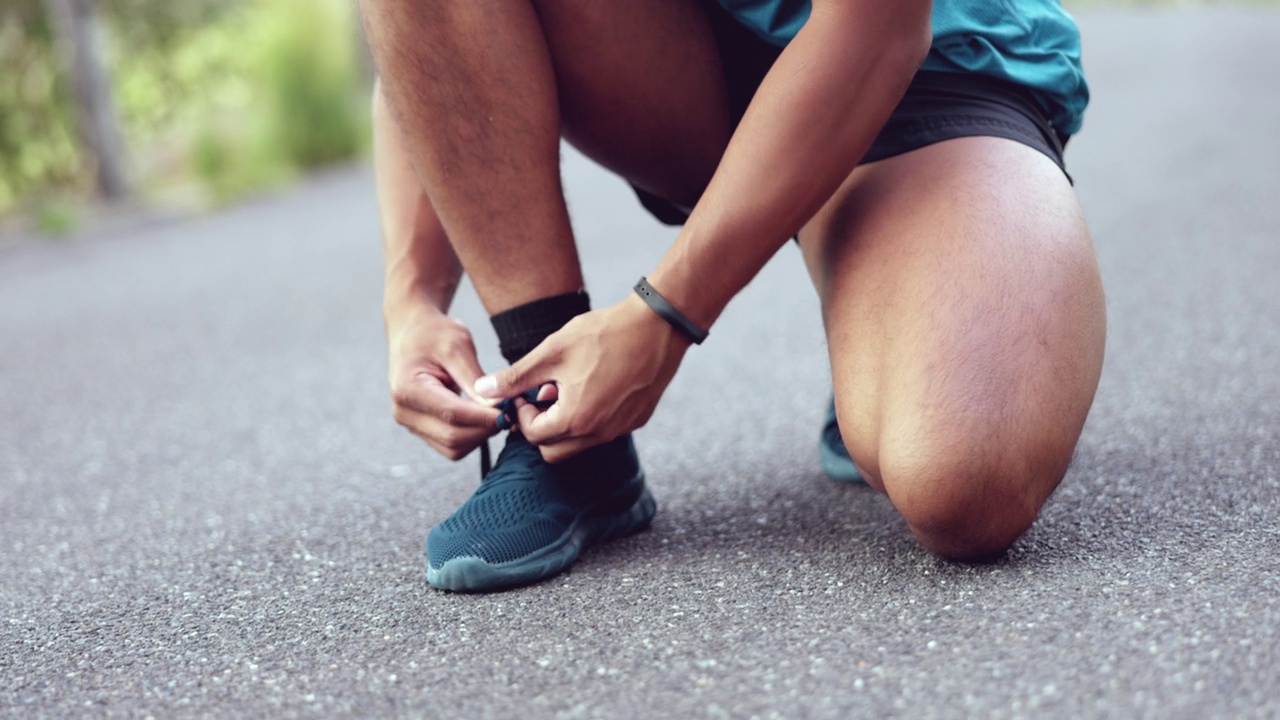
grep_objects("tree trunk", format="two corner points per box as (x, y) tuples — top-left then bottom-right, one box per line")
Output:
(44, 0), (129, 202)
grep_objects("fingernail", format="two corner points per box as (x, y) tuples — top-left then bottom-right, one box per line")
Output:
(474, 375), (497, 397)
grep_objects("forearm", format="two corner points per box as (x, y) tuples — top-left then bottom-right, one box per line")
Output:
(647, 1), (932, 328)
(373, 80), (464, 322)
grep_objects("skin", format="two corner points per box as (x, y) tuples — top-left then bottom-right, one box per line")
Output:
(373, 84), (499, 460)
(362, 0), (1106, 559)
(799, 137), (1105, 557)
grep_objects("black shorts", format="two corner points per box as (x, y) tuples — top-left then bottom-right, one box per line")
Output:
(634, 4), (1072, 226)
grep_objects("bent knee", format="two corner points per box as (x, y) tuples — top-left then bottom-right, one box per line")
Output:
(881, 448), (1067, 562)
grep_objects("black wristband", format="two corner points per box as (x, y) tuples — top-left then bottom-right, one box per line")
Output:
(633, 277), (708, 345)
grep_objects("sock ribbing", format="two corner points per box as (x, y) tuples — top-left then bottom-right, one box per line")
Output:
(490, 291), (590, 364)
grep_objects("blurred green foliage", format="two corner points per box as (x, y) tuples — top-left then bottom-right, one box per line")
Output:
(0, 1), (79, 212)
(35, 196), (79, 235)
(9, 0), (1268, 221)
(258, 0), (364, 169)
(0, 0), (369, 216)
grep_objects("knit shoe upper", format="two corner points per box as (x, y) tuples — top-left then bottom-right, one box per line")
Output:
(426, 432), (654, 592)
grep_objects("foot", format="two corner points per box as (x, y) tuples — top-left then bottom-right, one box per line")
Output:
(426, 432), (656, 592)
(819, 396), (864, 484)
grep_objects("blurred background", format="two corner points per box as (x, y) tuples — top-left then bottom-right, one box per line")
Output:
(1, 0), (369, 236)
(0, 0), (1257, 239)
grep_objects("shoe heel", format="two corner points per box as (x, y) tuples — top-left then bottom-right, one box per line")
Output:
(594, 483), (656, 543)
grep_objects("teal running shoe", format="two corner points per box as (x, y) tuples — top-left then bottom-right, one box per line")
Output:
(819, 396), (864, 484)
(426, 431), (656, 592)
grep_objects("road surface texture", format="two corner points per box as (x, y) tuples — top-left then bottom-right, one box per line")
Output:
(2, 7), (1277, 719)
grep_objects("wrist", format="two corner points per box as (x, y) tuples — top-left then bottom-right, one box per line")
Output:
(646, 237), (734, 331)
(383, 282), (447, 334)
(385, 261), (458, 303)
(633, 277), (709, 345)
(621, 292), (694, 351)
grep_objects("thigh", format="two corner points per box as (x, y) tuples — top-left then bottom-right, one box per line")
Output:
(798, 136), (1106, 509)
(534, 0), (733, 208)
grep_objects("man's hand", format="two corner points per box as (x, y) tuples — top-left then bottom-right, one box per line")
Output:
(473, 293), (691, 463)
(388, 305), (501, 460)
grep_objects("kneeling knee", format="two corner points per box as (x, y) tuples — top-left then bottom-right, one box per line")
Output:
(881, 450), (1061, 562)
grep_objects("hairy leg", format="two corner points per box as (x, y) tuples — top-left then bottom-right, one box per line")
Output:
(360, 0), (578, 313)
(360, 0), (729, 313)
(799, 137), (1107, 560)
(537, 0), (731, 207)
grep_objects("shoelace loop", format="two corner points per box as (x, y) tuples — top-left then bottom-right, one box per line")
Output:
(479, 384), (557, 477)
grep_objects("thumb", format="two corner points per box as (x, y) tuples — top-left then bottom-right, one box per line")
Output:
(438, 350), (488, 403)
(474, 343), (556, 400)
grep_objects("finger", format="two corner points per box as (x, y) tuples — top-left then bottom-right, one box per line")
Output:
(515, 398), (542, 432)
(519, 402), (574, 445)
(435, 339), (490, 404)
(398, 409), (494, 460)
(535, 382), (559, 403)
(396, 404), (496, 444)
(474, 342), (557, 400)
(538, 436), (604, 464)
(515, 400), (561, 443)
(397, 379), (502, 427)
(511, 382), (560, 430)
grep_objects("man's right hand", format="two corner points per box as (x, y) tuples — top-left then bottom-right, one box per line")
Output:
(387, 305), (502, 460)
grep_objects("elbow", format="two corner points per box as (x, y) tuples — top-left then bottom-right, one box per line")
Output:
(889, 3), (933, 78)
(910, 18), (933, 71)
(814, 0), (934, 82)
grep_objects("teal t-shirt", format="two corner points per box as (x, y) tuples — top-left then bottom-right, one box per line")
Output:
(716, 0), (1089, 135)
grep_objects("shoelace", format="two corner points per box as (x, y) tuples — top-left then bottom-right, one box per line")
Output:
(479, 384), (556, 477)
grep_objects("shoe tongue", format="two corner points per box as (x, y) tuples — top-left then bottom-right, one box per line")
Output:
(480, 432), (539, 485)
(503, 431), (534, 451)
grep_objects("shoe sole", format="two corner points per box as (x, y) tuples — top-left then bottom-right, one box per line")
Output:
(425, 474), (656, 593)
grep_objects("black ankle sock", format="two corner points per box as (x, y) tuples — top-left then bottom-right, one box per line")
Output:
(490, 291), (590, 364)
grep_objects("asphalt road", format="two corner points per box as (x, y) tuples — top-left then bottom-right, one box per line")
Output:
(2, 7), (1278, 719)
